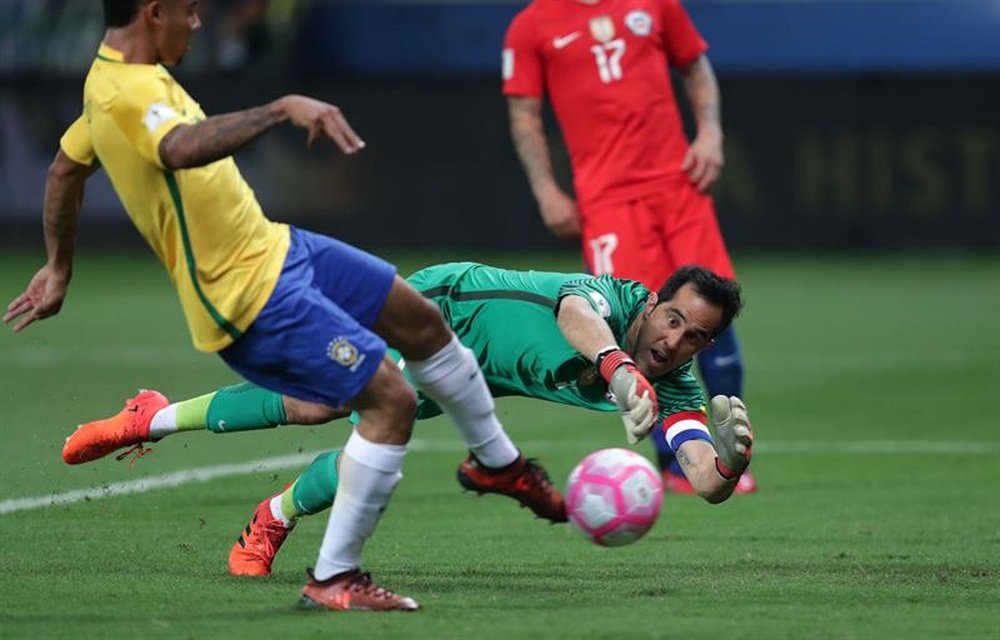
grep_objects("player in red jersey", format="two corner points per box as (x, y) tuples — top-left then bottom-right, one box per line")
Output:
(502, 0), (754, 493)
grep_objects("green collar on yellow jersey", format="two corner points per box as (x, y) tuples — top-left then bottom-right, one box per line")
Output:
(95, 42), (125, 63)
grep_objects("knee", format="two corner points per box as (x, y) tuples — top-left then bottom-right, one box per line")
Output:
(381, 377), (418, 429)
(398, 298), (451, 360)
(357, 369), (417, 443)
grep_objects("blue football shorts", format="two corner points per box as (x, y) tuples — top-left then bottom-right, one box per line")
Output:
(219, 226), (396, 408)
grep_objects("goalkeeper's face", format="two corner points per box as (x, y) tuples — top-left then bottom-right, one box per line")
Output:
(632, 283), (721, 378)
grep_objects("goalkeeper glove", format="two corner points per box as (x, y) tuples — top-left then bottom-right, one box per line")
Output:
(597, 348), (659, 444)
(710, 395), (754, 480)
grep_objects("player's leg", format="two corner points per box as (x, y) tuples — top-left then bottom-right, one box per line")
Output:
(374, 276), (520, 465)
(660, 187), (755, 493)
(62, 381), (351, 465)
(370, 269), (565, 522)
(302, 234), (521, 470)
(229, 450), (342, 576)
(579, 198), (674, 289)
(301, 356), (420, 611)
(697, 325), (743, 398)
(658, 186), (743, 399)
(220, 227), (419, 610)
(155, 382), (286, 436)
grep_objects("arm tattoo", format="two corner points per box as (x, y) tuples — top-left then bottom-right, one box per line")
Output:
(681, 58), (721, 132)
(675, 449), (694, 469)
(509, 101), (556, 193)
(42, 155), (94, 265)
(162, 104), (282, 169)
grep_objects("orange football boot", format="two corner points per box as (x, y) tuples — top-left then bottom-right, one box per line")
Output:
(457, 454), (567, 523)
(300, 569), (420, 612)
(228, 496), (294, 577)
(62, 390), (169, 465)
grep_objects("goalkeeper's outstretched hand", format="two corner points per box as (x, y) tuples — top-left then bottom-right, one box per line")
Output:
(710, 395), (754, 479)
(598, 349), (660, 444)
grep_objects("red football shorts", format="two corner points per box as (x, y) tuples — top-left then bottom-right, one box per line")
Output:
(579, 182), (735, 291)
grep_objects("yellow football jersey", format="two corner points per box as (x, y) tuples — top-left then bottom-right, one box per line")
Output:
(62, 43), (290, 352)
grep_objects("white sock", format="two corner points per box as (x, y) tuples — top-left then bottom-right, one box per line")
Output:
(269, 494), (293, 528)
(148, 405), (177, 440)
(313, 430), (405, 581)
(406, 335), (519, 469)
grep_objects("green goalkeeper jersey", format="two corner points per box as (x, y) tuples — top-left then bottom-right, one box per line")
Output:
(398, 262), (705, 422)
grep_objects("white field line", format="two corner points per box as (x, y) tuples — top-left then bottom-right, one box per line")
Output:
(2, 438), (999, 516)
(0, 451), (322, 516)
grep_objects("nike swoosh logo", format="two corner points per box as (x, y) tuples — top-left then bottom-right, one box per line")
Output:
(713, 353), (741, 368)
(552, 32), (581, 49)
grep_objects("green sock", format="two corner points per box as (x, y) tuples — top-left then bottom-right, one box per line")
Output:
(204, 382), (287, 433)
(279, 450), (341, 520)
(171, 392), (215, 432)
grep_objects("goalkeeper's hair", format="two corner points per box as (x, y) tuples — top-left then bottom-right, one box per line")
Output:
(103, 0), (145, 28)
(656, 265), (743, 337)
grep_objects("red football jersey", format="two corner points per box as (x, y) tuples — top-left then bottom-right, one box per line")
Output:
(503, 0), (707, 207)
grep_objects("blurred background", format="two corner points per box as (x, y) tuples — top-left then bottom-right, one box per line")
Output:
(1, 0), (999, 252)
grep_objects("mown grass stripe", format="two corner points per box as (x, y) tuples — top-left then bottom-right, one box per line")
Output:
(3, 439), (997, 515)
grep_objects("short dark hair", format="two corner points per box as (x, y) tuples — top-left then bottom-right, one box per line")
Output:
(103, 0), (143, 28)
(656, 265), (743, 337)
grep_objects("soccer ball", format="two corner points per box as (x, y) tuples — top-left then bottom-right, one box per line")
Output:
(565, 448), (663, 547)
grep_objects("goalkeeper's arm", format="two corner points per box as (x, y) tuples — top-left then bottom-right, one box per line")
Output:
(665, 396), (754, 504)
(556, 295), (659, 443)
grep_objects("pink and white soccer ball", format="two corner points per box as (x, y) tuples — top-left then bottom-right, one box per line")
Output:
(566, 448), (664, 547)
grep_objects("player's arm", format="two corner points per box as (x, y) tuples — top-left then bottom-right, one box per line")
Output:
(158, 95), (365, 170)
(671, 396), (753, 503)
(555, 294), (620, 361)
(507, 96), (580, 239)
(556, 295), (659, 443)
(676, 55), (723, 192)
(3, 149), (96, 331)
(675, 440), (738, 503)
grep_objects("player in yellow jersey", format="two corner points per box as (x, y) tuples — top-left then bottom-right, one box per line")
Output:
(0, 0), (610, 613)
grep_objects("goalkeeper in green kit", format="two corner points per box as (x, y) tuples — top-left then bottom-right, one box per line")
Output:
(62, 262), (754, 576)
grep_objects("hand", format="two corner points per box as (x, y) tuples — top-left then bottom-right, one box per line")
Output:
(3, 264), (70, 332)
(710, 395), (753, 479)
(537, 187), (581, 240)
(681, 127), (724, 192)
(598, 349), (660, 444)
(279, 95), (366, 154)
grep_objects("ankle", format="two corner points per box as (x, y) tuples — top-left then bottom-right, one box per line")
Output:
(471, 452), (523, 474)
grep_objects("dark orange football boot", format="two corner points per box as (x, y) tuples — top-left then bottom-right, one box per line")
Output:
(229, 496), (294, 577)
(457, 454), (567, 523)
(300, 569), (420, 612)
(62, 390), (168, 465)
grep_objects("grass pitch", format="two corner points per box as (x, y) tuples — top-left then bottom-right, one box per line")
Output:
(1, 250), (998, 639)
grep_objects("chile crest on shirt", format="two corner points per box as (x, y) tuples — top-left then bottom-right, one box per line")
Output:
(624, 9), (653, 37)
